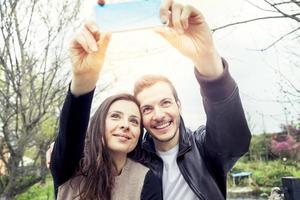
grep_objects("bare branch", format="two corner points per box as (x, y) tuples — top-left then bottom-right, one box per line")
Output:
(245, 0), (277, 13)
(263, 0), (300, 22)
(273, 0), (299, 6)
(259, 26), (300, 51)
(212, 15), (288, 32)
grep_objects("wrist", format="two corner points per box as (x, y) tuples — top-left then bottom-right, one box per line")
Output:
(193, 50), (223, 78)
(70, 74), (99, 96)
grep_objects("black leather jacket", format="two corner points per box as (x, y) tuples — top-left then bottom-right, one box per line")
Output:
(130, 61), (252, 200)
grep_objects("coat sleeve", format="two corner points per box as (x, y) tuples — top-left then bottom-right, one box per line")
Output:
(194, 58), (251, 174)
(141, 170), (163, 200)
(50, 86), (94, 197)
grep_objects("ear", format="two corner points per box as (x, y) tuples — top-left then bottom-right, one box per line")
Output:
(176, 100), (182, 114)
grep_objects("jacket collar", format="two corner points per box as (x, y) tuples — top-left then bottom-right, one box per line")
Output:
(142, 116), (192, 156)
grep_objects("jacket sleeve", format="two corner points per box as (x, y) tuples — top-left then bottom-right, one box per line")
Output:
(50, 86), (94, 197)
(194, 58), (251, 174)
(141, 170), (163, 200)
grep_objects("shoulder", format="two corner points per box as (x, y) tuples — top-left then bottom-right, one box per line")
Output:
(57, 175), (85, 200)
(127, 158), (149, 176)
(192, 125), (206, 141)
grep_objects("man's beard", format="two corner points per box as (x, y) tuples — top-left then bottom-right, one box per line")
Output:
(151, 128), (178, 143)
(150, 117), (180, 143)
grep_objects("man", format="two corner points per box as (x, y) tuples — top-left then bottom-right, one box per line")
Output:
(126, 1), (251, 199)
(50, 0), (251, 199)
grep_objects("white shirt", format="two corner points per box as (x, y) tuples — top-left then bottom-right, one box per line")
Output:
(157, 145), (198, 200)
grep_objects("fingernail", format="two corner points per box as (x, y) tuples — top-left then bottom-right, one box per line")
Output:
(91, 44), (98, 52)
(161, 16), (168, 25)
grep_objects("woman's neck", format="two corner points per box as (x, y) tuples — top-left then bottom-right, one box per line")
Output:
(110, 152), (127, 175)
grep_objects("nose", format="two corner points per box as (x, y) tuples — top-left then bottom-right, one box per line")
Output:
(120, 119), (129, 131)
(153, 106), (165, 121)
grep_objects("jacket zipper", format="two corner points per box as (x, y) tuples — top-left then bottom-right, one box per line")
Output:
(177, 157), (206, 200)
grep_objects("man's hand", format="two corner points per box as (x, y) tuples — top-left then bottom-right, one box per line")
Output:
(69, 21), (111, 96)
(46, 142), (54, 169)
(155, 0), (223, 78)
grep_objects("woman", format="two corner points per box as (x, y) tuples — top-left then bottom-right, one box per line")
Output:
(50, 21), (162, 200)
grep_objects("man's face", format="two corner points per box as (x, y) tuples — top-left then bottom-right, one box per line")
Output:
(136, 81), (181, 150)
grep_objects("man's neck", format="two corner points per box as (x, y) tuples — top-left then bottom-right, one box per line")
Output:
(154, 129), (180, 152)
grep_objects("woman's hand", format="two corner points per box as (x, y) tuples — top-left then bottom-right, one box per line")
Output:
(69, 21), (111, 96)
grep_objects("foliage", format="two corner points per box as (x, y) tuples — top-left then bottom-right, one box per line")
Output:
(248, 134), (274, 161)
(248, 122), (300, 162)
(270, 123), (300, 160)
(271, 134), (300, 159)
(0, 0), (81, 198)
(16, 175), (54, 200)
(230, 160), (300, 190)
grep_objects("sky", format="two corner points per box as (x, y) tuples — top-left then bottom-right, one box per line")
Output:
(79, 0), (300, 134)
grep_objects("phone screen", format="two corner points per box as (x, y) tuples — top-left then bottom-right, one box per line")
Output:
(93, 0), (163, 33)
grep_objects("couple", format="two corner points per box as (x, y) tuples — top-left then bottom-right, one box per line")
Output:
(50, 1), (251, 200)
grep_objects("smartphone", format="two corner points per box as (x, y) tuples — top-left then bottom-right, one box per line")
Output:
(93, 0), (163, 33)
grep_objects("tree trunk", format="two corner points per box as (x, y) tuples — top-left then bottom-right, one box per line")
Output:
(40, 145), (47, 184)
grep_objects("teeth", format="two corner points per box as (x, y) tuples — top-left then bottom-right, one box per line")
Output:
(155, 122), (171, 129)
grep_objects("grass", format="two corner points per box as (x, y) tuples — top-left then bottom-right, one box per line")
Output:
(16, 174), (54, 200)
(228, 159), (300, 194)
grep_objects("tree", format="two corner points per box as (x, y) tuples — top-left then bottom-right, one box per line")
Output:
(212, 0), (300, 116)
(0, 0), (81, 198)
(249, 134), (274, 161)
(213, 0), (300, 43)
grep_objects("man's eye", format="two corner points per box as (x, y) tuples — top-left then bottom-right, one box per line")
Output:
(142, 107), (152, 114)
(162, 100), (171, 107)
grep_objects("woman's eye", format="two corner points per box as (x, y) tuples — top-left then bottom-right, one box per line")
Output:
(130, 119), (139, 125)
(111, 113), (121, 119)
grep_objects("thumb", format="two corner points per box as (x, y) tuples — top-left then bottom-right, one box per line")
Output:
(96, 33), (111, 57)
(154, 27), (178, 46)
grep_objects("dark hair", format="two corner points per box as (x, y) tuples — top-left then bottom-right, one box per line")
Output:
(77, 93), (142, 200)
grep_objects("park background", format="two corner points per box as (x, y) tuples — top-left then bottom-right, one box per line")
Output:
(0, 0), (299, 199)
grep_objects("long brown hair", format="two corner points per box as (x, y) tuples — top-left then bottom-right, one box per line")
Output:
(76, 93), (142, 200)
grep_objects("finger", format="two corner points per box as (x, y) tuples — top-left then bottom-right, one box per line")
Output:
(160, 0), (172, 24)
(180, 5), (192, 30)
(82, 27), (98, 52)
(181, 5), (203, 29)
(154, 27), (178, 46)
(172, 3), (184, 34)
(84, 21), (101, 41)
(96, 32), (111, 57)
(71, 32), (92, 54)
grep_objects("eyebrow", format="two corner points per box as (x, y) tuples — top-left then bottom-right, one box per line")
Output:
(160, 98), (172, 102)
(140, 97), (173, 108)
(109, 111), (140, 119)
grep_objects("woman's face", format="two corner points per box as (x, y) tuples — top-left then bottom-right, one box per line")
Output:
(105, 100), (141, 154)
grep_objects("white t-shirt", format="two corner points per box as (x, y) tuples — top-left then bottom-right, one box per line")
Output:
(157, 145), (198, 200)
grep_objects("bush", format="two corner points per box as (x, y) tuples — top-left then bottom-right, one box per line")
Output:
(230, 160), (299, 189)
(16, 175), (54, 200)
